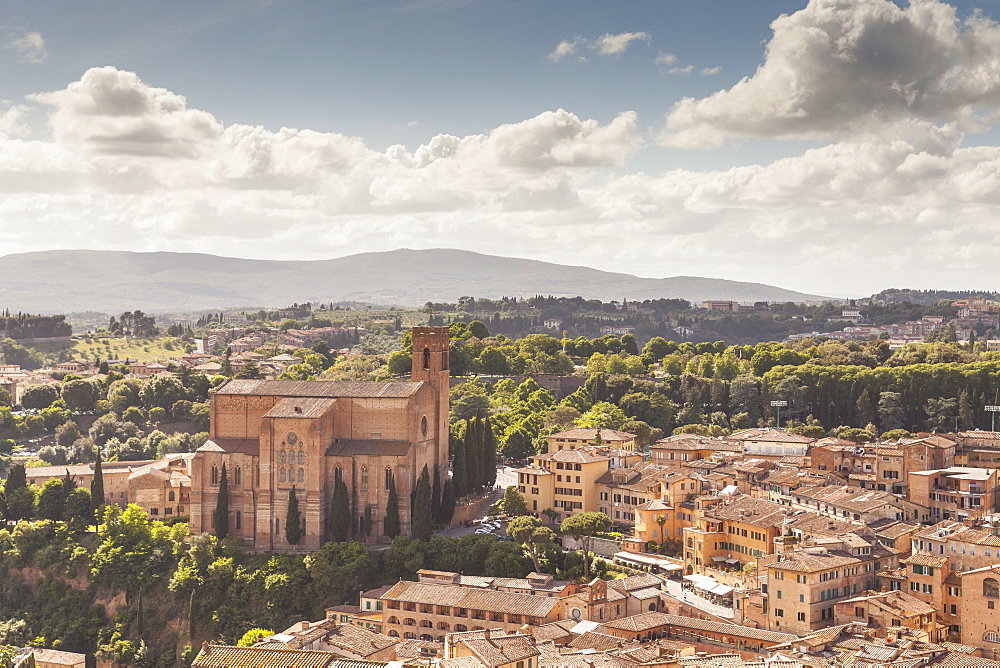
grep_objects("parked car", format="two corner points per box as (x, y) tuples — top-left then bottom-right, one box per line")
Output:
(475, 528), (493, 535)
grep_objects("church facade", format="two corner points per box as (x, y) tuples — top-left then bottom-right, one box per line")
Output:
(189, 327), (450, 550)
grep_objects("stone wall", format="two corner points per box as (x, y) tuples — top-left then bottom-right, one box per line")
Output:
(561, 535), (621, 558)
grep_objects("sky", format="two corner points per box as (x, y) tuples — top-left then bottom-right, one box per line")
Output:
(2, 0), (1000, 297)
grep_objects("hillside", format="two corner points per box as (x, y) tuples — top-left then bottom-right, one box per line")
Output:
(0, 249), (829, 313)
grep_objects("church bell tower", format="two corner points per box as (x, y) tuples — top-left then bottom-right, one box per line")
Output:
(410, 326), (450, 471)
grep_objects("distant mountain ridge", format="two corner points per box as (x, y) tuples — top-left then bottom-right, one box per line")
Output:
(0, 249), (830, 313)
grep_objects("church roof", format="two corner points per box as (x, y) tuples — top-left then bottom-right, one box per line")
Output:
(214, 379), (423, 399)
(265, 397), (337, 419)
(326, 439), (413, 457)
(198, 438), (261, 456)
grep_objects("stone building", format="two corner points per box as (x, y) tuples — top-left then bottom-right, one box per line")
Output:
(188, 327), (451, 550)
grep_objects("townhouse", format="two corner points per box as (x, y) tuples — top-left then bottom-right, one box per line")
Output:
(908, 466), (1000, 521)
(683, 495), (788, 574)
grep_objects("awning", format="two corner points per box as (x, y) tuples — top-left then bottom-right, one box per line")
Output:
(710, 556), (727, 562)
(710, 583), (734, 595)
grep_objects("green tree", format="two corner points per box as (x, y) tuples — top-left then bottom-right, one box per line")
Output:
(237, 628), (274, 647)
(36, 477), (67, 521)
(214, 463), (229, 540)
(384, 472), (401, 538)
(285, 486), (302, 545)
(439, 478), (456, 524)
(20, 383), (60, 409)
(91, 447), (105, 513)
(451, 425), (468, 498)
(304, 540), (376, 606)
(329, 477), (350, 542)
(561, 511), (611, 581)
(495, 485), (529, 516)
(412, 465), (433, 541)
(507, 515), (556, 573)
(431, 465), (442, 525)
(61, 379), (100, 412)
(64, 486), (92, 529)
(877, 392), (907, 433)
(482, 416), (498, 488)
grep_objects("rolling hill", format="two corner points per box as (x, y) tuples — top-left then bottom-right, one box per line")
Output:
(0, 249), (830, 313)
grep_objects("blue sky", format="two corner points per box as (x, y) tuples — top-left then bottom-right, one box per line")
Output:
(3, 0), (1000, 297)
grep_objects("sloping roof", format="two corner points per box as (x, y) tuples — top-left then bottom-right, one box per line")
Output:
(460, 635), (539, 667)
(381, 581), (560, 617)
(197, 438), (261, 456)
(729, 428), (815, 444)
(321, 623), (398, 657)
(326, 440), (413, 457)
(606, 573), (662, 593)
(533, 449), (611, 464)
(265, 397), (338, 419)
(656, 614), (796, 643)
(605, 612), (672, 633)
(549, 428), (637, 442)
(704, 496), (789, 529)
(768, 548), (864, 573)
(215, 379), (423, 399)
(192, 644), (336, 667)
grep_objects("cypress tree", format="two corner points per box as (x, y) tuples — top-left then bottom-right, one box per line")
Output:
(91, 448), (105, 517)
(412, 465), (433, 542)
(466, 416), (482, 493)
(329, 477), (349, 542)
(286, 486), (302, 545)
(4, 463), (25, 490)
(431, 465), (441, 523)
(364, 505), (373, 537)
(214, 463), (229, 540)
(439, 478), (456, 524)
(384, 472), (400, 538)
(483, 415), (497, 489)
(452, 430), (468, 499)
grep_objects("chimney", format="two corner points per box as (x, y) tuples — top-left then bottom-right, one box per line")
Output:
(202, 642), (210, 656)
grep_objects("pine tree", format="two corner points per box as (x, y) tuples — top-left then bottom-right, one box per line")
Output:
(483, 415), (497, 489)
(439, 478), (456, 524)
(431, 466), (442, 523)
(959, 389), (975, 431)
(214, 463), (229, 540)
(329, 477), (349, 542)
(384, 472), (401, 538)
(285, 486), (302, 545)
(412, 465), (433, 541)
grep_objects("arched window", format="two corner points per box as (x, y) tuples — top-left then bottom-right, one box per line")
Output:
(420, 620), (432, 628)
(335, 466), (343, 485)
(168, 490), (175, 502)
(423, 347), (430, 370)
(385, 468), (393, 490)
(404, 632), (416, 640)
(388, 616), (399, 624)
(235, 511), (242, 530)
(985, 578), (999, 598)
(275, 518), (280, 534)
(421, 416), (428, 437)
(298, 451), (305, 465)
(280, 450), (287, 465)
(211, 465), (218, 485)
(985, 632), (1000, 643)
(404, 618), (416, 626)
(279, 468), (286, 483)
(648, 602), (656, 611)
(420, 634), (433, 641)
(361, 466), (369, 490)
(455, 624), (467, 632)
(388, 630), (399, 638)
(441, 351), (448, 370)
(234, 467), (241, 486)
(298, 468), (304, 483)
(437, 622), (450, 630)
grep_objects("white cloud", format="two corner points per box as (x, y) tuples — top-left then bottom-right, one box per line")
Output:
(549, 32), (648, 61)
(653, 52), (677, 66)
(548, 38), (582, 62)
(667, 65), (695, 76)
(594, 31), (649, 56)
(661, 0), (1000, 148)
(4, 66), (1000, 295)
(6, 30), (47, 63)
(699, 66), (721, 76)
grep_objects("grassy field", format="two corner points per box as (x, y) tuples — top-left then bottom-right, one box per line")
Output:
(34, 336), (192, 363)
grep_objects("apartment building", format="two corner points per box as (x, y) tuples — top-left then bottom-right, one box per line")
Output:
(516, 446), (641, 520)
(908, 466), (1000, 521)
(760, 534), (884, 635)
(545, 428), (637, 453)
(649, 435), (720, 464)
(790, 485), (921, 523)
(832, 590), (937, 639)
(595, 462), (663, 525)
(727, 428), (815, 462)
(958, 563), (1000, 657)
(682, 495), (787, 574)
